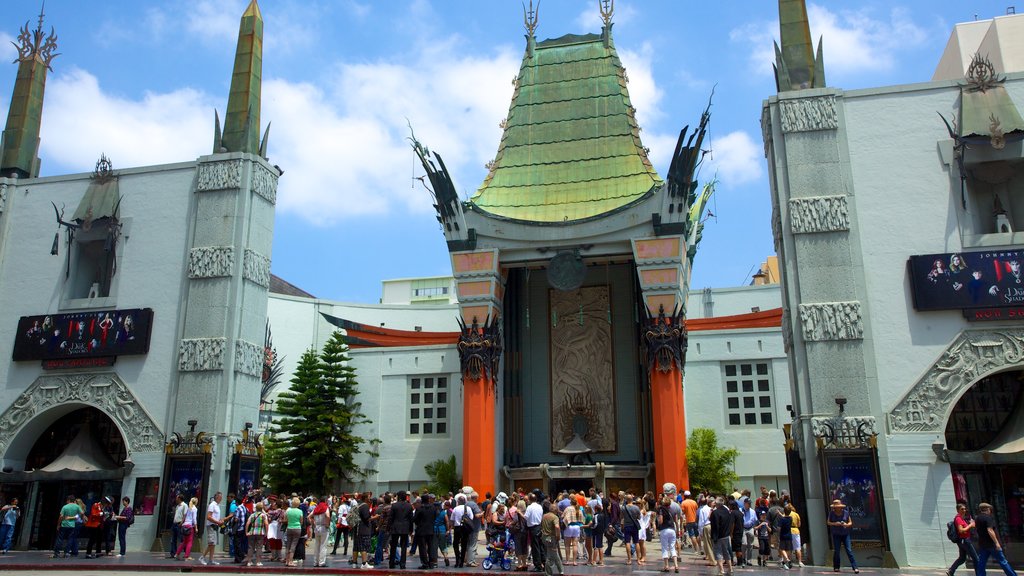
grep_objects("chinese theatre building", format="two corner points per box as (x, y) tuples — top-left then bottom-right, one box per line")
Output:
(765, 0), (1024, 568)
(410, 2), (714, 497)
(0, 2), (276, 550)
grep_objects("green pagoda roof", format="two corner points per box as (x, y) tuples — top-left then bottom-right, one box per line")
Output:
(470, 30), (662, 223)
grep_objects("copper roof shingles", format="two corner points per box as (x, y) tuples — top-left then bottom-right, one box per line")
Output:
(470, 32), (660, 223)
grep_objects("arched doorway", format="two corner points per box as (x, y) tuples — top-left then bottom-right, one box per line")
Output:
(945, 369), (1024, 563)
(2, 407), (128, 551)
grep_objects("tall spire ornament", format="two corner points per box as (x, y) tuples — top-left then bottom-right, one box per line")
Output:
(13, 4), (60, 70)
(600, 0), (614, 26)
(523, 0), (539, 37)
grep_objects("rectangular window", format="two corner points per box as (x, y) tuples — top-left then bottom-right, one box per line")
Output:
(408, 374), (450, 437)
(722, 361), (776, 428)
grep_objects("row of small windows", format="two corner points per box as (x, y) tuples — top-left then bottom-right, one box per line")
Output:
(413, 286), (449, 297)
(409, 376), (448, 436)
(723, 362), (776, 427)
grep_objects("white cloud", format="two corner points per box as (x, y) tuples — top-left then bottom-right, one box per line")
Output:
(617, 42), (678, 172)
(574, 1), (637, 31)
(618, 43), (663, 128)
(706, 131), (762, 187)
(36, 38), (520, 226)
(42, 68), (213, 171)
(185, 0), (246, 45)
(731, 3), (929, 78)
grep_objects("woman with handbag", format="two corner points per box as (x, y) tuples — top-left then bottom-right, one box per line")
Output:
(657, 496), (679, 573)
(174, 498), (198, 560)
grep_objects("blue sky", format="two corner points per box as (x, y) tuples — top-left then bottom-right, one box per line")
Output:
(0, 1), (1015, 303)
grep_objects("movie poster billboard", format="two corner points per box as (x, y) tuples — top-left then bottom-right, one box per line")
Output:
(159, 456), (209, 532)
(11, 308), (153, 361)
(228, 454), (261, 499)
(822, 450), (886, 544)
(909, 251), (1024, 311)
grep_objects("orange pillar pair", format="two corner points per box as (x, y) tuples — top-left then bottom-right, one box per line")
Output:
(461, 375), (496, 496)
(650, 364), (688, 491)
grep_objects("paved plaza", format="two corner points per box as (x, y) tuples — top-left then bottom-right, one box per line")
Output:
(0, 539), (946, 575)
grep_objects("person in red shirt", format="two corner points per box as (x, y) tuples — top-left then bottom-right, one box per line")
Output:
(84, 498), (108, 558)
(947, 502), (978, 576)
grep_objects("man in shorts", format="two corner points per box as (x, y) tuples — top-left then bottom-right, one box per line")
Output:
(709, 497), (734, 576)
(680, 491), (698, 550)
(621, 496), (642, 565)
(201, 492), (224, 565)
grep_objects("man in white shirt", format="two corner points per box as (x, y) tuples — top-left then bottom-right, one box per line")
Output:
(697, 498), (714, 566)
(167, 495), (187, 559)
(201, 492), (223, 566)
(333, 499), (351, 556)
(450, 495), (473, 568)
(525, 493), (545, 571)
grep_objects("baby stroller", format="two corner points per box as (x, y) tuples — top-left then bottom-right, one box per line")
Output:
(482, 530), (514, 571)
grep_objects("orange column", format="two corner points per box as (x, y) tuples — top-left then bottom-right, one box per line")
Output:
(462, 375), (496, 496)
(650, 364), (689, 491)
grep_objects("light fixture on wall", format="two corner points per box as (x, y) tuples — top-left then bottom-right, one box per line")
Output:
(834, 394), (847, 414)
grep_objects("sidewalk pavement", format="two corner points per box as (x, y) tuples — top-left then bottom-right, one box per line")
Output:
(0, 538), (945, 575)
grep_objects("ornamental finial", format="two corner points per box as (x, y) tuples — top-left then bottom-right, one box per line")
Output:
(600, 0), (614, 26)
(12, 1), (59, 70)
(523, 0), (539, 37)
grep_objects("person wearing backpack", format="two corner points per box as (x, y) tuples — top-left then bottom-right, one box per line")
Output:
(827, 499), (859, 573)
(947, 501), (979, 576)
(114, 497), (134, 557)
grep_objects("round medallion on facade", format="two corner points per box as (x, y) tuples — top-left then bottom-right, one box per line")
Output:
(547, 251), (586, 291)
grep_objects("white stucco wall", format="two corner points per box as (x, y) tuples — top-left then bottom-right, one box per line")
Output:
(266, 294), (462, 493)
(765, 71), (1024, 567)
(685, 284), (791, 492)
(0, 163), (198, 550)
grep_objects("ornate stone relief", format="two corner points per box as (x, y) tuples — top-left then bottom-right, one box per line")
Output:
(457, 315), (501, 384)
(551, 287), (616, 453)
(798, 301), (863, 341)
(0, 373), (163, 455)
(242, 249), (271, 288)
(789, 195), (849, 234)
(780, 95), (838, 133)
(179, 338), (226, 372)
(0, 183), (7, 213)
(188, 246), (234, 279)
(234, 340), (263, 377)
(811, 415), (877, 449)
(251, 163), (278, 204)
(889, 330), (1024, 433)
(196, 160), (242, 192)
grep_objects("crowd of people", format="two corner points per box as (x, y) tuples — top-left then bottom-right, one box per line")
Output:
(49, 494), (135, 558)
(156, 484), (863, 576)
(3, 483), (1017, 575)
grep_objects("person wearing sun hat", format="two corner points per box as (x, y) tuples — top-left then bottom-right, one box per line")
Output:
(826, 499), (858, 573)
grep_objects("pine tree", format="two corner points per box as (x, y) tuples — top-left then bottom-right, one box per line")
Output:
(318, 331), (371, 487)
(263, 332), (374, 494)
(264, 347), (322, 492)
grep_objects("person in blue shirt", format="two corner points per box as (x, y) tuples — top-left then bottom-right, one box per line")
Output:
(0, 499), (20, 554)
